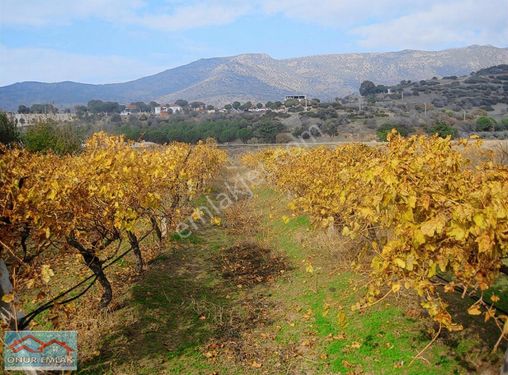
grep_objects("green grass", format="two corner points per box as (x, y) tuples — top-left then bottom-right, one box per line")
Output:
(77, 186), (503, 374)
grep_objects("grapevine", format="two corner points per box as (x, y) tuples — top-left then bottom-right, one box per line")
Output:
(243, 132), (508, 334)
(0, 133), (226, 325)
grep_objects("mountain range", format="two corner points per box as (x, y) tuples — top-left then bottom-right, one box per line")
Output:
(1, 45), (508, 111)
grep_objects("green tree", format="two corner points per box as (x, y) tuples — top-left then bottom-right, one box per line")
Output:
(75, 105), (88, 118)
(240, 101), (252, 111)
(238, 128), (253, 143)
(190, 101), (205, 109)
(0, 112), (20, 145)
(87, 100), (122, 114)
(149, 101), (160, 111)
(232, 101), (241, 110)
(321, 119), (340, 136)
(30, 104), (58, 114)
(359, 80), (376, 96)
(175, 99), (188, 107)
(376, 123), (410, 141)
(284, 99), (299, 107)
(131, 102), (150, 112)
(224, 104), (232, 111)
(494, 118), (508, 131)
(18, 105), (30, 114)
(475, 116), (497, 131)
(253, 119), (285, 142)
(427, 122), (458, 138)
(23, 121), (83, 155)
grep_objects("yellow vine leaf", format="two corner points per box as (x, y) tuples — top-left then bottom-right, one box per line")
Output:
(467, 304), (482, 316)
(41, 264), (55, 284)
(2, 293), (14, 303)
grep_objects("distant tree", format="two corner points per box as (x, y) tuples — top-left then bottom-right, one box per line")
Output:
(206, 105), (215, 111)
(376, 123), (410, 141)
(18, 105), (30, 114)
(175, 99), (188, 107)
(274, 101), (283, 109)
(359, 80), (376, 96)
(321, 119), (340, 136)
(427, 122), (458, 138)
(240, 101), (252, 111)
(232, 101), (241, 110)
(0, 112), (20, 145)
(75, 105), (88, 118)
(252, 119), (285, 142)
(265, 101), (274, 109)
(224, 104), (232, 111)
(190, 101), (205, 109)
(23, 121), (82, 154)
(110, 114), (122, 123)
(30, 103), (58, 114)
(475, 116), (497, 131)
(238, 128), (252, 143)
(256, 103), (263, 109)
(359, 80), (388, 96)
(284, 99), (299, 107)
(149, 101), (160, 111)
(87, 100), (122, 114)
(132, 101), (150, 112)
(500, 118), (508, 130)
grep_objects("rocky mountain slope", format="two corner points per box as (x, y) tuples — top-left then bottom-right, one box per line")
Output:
(1, 45), (507, 111)
(368, 64), (508, 115)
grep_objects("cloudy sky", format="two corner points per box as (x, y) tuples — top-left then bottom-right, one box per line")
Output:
(0, 0), (507, 86)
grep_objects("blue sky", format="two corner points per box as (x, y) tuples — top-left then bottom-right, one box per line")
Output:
(1, 0), (507, 86)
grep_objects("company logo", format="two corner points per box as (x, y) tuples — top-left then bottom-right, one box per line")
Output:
(4, 331), (77, 371)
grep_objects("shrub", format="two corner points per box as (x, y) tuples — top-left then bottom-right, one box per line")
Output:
(0, 112), (19, 145)
(23, 121), (83, 154)
(376, 123), (410, 141)
(475, 116), (497, 131)
(427, 122), (458, 139)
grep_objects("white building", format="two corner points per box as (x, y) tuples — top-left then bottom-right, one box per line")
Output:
(168, 105), (183, 113)
(285, 95), (307, 101)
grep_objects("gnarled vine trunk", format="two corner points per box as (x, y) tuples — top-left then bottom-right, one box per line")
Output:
(127, 231), (143, 273)
(150, 216), (162, 242)
(67, 237), (112, 308)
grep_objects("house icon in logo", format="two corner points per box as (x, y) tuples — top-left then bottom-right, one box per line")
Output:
(4, 330), (78, 371)
(8, 334), (74, 355)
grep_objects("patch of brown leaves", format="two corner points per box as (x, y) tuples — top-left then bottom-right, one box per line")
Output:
(214, 243), (290, 287)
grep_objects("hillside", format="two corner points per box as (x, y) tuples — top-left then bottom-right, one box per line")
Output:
(1, 45), (508, 111)
(370, 64), (508, 113)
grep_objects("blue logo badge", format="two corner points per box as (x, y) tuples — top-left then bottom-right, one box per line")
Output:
(4, 331), (77, 371)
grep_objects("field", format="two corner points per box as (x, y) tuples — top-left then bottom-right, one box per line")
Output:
(1, 134), (508, 374)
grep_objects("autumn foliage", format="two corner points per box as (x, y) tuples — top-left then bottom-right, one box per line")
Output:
(243, 132), (508, 333)
(0, 133), (226, 312)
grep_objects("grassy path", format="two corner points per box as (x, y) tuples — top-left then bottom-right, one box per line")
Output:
(79, 185), (503, 374)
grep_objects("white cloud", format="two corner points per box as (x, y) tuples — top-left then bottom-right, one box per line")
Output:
(0, 0), (251, 31)
(352, 0), (508, 50)
(2, 0), (506, 49)
(132, 2), (251, 31)
(259, 0), (441, 28)
(0, 0), (143, 27)
(0, 45), (165, 86)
